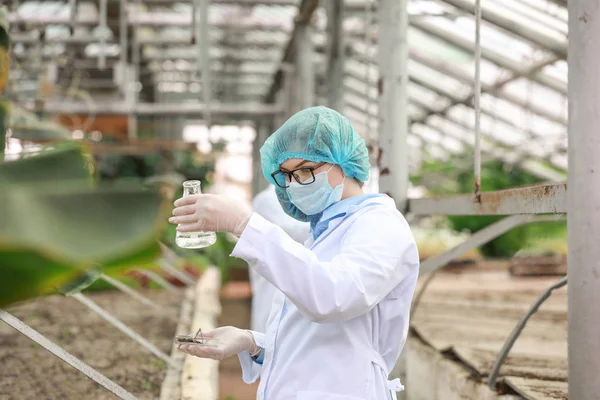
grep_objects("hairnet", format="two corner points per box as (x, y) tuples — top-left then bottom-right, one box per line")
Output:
(260, 106), (370, 222)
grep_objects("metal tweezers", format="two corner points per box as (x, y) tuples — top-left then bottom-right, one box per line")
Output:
(193, 327), (204, 344)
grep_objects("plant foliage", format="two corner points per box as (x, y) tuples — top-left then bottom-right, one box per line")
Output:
(412, 156), (566, 258)
(0, 144), (168, 307)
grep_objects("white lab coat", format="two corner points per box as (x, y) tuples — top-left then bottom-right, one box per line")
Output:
(232, 195), (419, 400)
(250, 185), (311, 332)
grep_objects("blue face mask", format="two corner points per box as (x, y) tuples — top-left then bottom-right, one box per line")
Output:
(286, 165), (345, 216)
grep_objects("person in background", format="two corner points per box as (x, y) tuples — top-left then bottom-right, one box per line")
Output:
(249, 184), (311, 332)
(170, 106), (419, 400)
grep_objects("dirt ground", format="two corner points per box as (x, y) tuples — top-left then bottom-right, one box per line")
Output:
(0, 289), (183, 400)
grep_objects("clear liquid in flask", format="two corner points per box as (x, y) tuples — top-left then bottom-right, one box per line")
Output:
(175, 180), (217, 249)
(176, 230), (217, 248)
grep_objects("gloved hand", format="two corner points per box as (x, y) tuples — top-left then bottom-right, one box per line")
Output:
(177, 326), (261, 361)
(169, 194), (253, 237)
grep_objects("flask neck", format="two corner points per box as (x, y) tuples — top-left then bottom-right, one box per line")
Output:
(182, 181), (202, 196)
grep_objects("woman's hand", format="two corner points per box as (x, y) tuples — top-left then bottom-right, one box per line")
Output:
(177, 326), (261, 361)
(169, 194), (252, 237)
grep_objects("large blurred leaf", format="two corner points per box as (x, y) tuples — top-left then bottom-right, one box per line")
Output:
(0, 185), (167, 307)
(0, 247), (87, 306)
(0, 145), (168, 307)
(0, 144), (93, 185)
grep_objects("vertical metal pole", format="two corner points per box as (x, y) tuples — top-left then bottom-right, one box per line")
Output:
(199, 0), (211, 127)
(119, 0), (128, 90)
(252, 122), (270, 197)
(69, 0), (76, 35)
(473, 0), (482, 197)
(98, 0), (107, 70)
(128, 20), (139, 140)
(567, 0), (600, 397)
(295, 23), (315, 111)
(377, 0), (409, 211)
(326, 0), (345, 111)
(281, 62), (295, 121)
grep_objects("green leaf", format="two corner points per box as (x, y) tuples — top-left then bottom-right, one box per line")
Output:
(0, 185), (167, 307)
(0, 184), (166, 268)
(0, 143), (168, 306)
(0, 144), (93, 186)
(59, 268), (103, 296)
(0, 246), (89, 307)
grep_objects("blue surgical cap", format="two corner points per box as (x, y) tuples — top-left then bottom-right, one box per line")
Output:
(260, 106), (370, 222)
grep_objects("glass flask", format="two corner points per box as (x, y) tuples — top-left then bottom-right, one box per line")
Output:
(175, 180), (217, 249)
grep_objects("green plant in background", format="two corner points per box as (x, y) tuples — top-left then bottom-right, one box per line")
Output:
(412, 156), (566, 258)
(0, 144), (168, 307)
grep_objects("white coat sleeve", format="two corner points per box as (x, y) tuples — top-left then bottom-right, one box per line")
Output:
(237, 331), (265, 383)
(231, 208), (419, 323)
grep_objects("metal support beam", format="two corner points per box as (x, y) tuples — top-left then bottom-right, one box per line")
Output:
(71, 293), (178, 369)
(412, 215), (566, 312)
(406, 50), (567, 126)
(7, 13), (287, 31)
(377, 0), (410, 211)
(295, 23), (315, 111)
(98, 0), (107, 69)
(133, 268), (183, 293)
(28, 102), (283, 117)
(410, 19), (567, 95)
(567, 0), (600, 397)
(408, 183), (566, 216)
(119, 0), (128, 96)
(158, 259), (197, 287)
(438, 0), (567, 57)
(252, 122), (270, 197)
(199, 0), (212, 128)
(264, 0), (320, 104)
(99, 274), (178, 322)
(325, 0), (345, 111)
(0, 310), (138, 400)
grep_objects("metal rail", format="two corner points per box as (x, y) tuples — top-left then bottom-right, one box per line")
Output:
(411, 214), (566, 312)
(71, 293), (179, 369)
(158, 259), (197, 287)
(0, 310), (138, 400)
(408, 183), (567, 216)
(487, 276), (568, 389)
(100, 274), (179, 322)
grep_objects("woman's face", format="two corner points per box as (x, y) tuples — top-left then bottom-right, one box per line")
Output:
(279, 158), (344, 188)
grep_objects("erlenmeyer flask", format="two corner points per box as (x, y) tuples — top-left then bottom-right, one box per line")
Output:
(175, 180), (217, 249)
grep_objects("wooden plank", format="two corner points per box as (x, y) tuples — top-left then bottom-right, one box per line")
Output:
(504, 376), (568, 400)
(509, 255), (567, 277)
(412, 322), (567, 356)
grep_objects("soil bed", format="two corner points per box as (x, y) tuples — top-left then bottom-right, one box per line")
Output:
(0, 289), (183, 400)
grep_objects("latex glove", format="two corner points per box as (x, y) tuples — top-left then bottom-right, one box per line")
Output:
(177, 326), (261, 361)
(169, 194), (252, 237)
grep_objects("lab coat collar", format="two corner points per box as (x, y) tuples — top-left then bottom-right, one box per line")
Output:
(308, 194), (392, 246)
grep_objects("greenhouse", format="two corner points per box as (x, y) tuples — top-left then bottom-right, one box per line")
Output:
(0, 0), (595, 399)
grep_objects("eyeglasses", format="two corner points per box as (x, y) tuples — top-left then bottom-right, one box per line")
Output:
(271, 162), (327, 189)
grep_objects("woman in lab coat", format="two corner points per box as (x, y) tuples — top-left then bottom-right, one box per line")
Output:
(169, 106), (419, 400)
